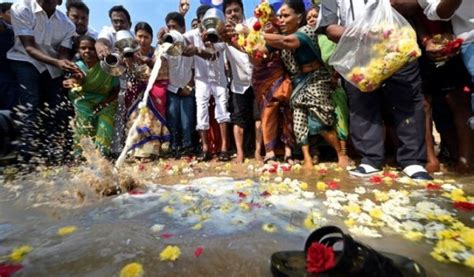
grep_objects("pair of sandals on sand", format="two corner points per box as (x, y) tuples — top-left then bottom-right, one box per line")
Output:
(271, 226), (426, 277)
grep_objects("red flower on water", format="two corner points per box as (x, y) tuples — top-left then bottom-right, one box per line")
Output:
(281, 164), (292, 172)
(453, 201), (474, 211)
(318, 169), (328, 175)
(194, 246), (204, 257)
(260, 191), (271, 197)
(160, 233), (174, 239)
(0, 264), (23, 277)
(138, 163), (146, 171)
(383, 172), (397, 179)
(306, 242), (336, 273)
(164, 164), (172, 171)
(369, 176), (382, 185)
(129, 189), (145, 195)
(426, 183), (441, 191)
(253, 21), (262, 31)
(237, 192), (247, 198)
(327, 180), (340, 190)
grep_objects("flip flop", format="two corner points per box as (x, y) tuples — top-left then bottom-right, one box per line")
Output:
(271, 226), (426, 277)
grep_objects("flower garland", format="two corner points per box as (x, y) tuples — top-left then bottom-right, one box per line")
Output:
(234, 1), (272, 59)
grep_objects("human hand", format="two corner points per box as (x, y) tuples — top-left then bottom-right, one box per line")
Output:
(63, 78), (80, 89)
(96, 43), (111, 60)
(424, 38), (449, 62)
(56, 59), (80, 73)
(157, 26), (169, 44)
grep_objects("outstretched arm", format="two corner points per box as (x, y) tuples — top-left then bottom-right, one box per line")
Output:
(263, 33), (300, 50)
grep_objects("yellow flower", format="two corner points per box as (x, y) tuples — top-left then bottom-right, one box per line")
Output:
(316, 182), (327, 191)
(460, 228), (474, 249)
(450, 189), (467, 202)
(239, 202), (250, 211)
(120, 263), (144, 277)
(404, 231), (423, 241)
(431, 251), (448, 263)
(58, 226), (77, 236)
(191, 223), (203, 230)
(163, 206), (174, 214)
(262, 223), (278, 233)
(299, 182), (308, 190)
(285, 225), (296, 233)
(159, 245), (181, 261)
(343, 202), (361, 214)
(397, 38), (418, 55)
(435, 239), (466, 253)
(374, 191), (390, 202)
(344, 218), (356, 228)
(9, 245), (33, 262)
(369, 208), (383, 219)
(304, 213), (319, 230)
(437, 229), (457, 240)
(465, 256), (474, 268)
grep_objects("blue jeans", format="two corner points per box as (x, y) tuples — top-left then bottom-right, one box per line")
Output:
(461, 42), (474, 84)
(166, 90), (195, 150)
(10, 60), (70, 163)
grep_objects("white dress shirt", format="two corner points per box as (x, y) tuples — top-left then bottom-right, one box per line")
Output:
(85, 27), (98, 39)
(7, 0), (76, 79)
(166, 53), (194, 93)
(418, 0), (474, 44)
(183, 28), (227, 87)
(319, 0), (375, 28)
(225, 45), (253, 94)
(97, 25), (117, 46)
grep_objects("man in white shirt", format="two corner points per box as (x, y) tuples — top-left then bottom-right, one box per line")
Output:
(7, 0), (78, 164)
(161, 12), (196, 158)
(66, 0), (97, 39)
(417, 0), (473, 84)
(183, 5), (231, 162)
(319, 0), (432, 181)
(95, 5), (131, 60)
(222, 0), (262, 163)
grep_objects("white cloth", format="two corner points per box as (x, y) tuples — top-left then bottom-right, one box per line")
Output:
(225, 45), (253, 94)
(183, 28), (227, 87)
(97, 25), (117, 46)
(319, 0), (375, 28)
(195, 80), (230, 130)
(85, 27), (98, 39)
(166, 45), (194, 93)
(417, 0), (474, 44)
(7, 0), (75, 78)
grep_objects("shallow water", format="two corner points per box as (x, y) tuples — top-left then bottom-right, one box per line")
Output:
(0, 160), (473, 277)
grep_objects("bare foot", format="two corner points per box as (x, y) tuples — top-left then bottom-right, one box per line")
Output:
(337, 154), (350, 168)
(303, 157), (313, 170)
(255, 150), (263, 162)
(425, 161), (440, 173)
(234, 153), (244, 164)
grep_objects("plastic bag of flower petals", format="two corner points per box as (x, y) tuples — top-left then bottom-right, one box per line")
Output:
(329, 0), (421, 92)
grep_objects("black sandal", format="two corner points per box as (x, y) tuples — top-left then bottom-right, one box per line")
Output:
(197, 152), (212, 162)
(264, 156), (278, 164)
(271, 226), (426, 277)
(217, 151), (231, 162)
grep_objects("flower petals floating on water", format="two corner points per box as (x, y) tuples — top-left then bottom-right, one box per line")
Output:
(0, 263), (23, 277)
(58, 226), (77, 236)
(9, 245), (32, 262)
(159, 245), (181, 261)
(150, 224), (165, 233)
(119, 262), (144, 277)
(262, 223), (277, 233)
(194, 246), (204, 258)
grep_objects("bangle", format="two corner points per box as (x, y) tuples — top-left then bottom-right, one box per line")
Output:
(185, 85), (194, 91)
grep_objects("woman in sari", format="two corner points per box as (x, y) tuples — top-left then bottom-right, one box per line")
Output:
(252, 17), (295, 163)
(306, 5), (350, 155)
(126, 22), (170, 160)
(63, 35), (119, 157)
(263, 0), (349, 169)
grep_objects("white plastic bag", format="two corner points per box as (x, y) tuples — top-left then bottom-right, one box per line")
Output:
(329, 0), (421, 92)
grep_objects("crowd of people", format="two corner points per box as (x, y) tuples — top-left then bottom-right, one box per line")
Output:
(0, 0), (473, 181)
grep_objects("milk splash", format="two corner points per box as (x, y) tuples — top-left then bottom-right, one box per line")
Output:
(115, 43), (173, 168)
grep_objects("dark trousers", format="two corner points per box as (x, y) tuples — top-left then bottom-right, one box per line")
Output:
(10, 60), (70, 163)
(166, 90), (196, 150)
(344, 61), (427, 168)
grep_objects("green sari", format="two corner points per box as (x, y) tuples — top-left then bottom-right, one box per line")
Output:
(280, 25), (335, 145)
(69, 60), (119, 156)
(318, 35), (349, 141)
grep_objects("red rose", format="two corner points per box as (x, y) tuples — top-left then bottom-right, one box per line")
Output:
(253, 21), (262, 31)
(306, 242), (336, 273)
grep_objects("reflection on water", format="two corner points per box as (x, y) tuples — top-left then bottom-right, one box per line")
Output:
(0, 161), (473, 276)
